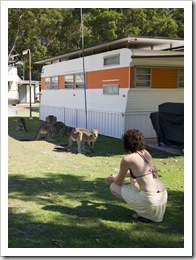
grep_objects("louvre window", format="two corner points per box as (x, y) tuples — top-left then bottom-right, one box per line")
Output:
(75, 73), (84, 88)
(135, 67), (151, 87)
(45, 77), (51, 89)
(64, 73), (85, 89)
(45, 77), (58, 89)
(178, 69), (184, 88)
(64, 75), (74, 89)
(51, 76), (58, 89)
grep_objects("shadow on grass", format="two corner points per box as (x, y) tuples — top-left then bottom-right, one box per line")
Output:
(8, 116), (42, 141)
(8, 173), (184, 248)
(52, 137), (182, 159)
(8, 116), (183, 159)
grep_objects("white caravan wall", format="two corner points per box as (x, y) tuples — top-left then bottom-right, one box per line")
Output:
(40, 88), (129, 112)
(124, 88), (184, 138)
(41, 48), (132, 77)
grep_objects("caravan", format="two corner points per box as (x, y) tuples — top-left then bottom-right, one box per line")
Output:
(36, 36), (184, 138)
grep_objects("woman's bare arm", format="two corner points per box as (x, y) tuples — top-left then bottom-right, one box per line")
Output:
(114, 158), (130, 185)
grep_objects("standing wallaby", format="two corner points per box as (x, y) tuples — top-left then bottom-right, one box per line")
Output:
(16, 117), (28, 132)
(67, 128), (99, 153)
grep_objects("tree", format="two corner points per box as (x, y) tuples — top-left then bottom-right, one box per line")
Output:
(8, 8), (184, 80)
(170, 8), (184, 38)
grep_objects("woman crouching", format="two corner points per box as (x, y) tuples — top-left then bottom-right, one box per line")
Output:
(107, 129), (168, 222)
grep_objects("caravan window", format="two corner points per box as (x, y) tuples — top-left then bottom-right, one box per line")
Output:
(103, 84), (119, 95)
(45, 77), (51, 89)
(45, 77), (58, 89)
(64, 73), (85, 89)
(103, 54), (120, 66)
(178, 69), (184, 88)
(135, 67), (151, 87)
(51, 76), (58, 89)
(64, 75), (74, 88)
(75, 73), (84, 88)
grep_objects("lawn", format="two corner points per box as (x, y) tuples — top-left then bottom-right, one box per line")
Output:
(8, 106), (184, 250)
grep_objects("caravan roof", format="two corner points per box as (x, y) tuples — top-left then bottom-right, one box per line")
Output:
(34, 36), (184, 65)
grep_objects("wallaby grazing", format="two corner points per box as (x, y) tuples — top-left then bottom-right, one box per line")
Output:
(16, 117), (28, 132)
(52, 121), (69, 137)
(46, 115), (57, 125)
(67, 128), (99, 153)
(34, 122), (55, 141)
(21, 121), (72, 142)
(21, 122), (54, 141)
(45, 116), (70, 139)
(35, 121), (72, 141)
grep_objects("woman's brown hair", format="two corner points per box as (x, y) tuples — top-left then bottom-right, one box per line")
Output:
(123, 129), (145, 153)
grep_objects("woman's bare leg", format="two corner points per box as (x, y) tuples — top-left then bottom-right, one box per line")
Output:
(110, 183), (125, 201)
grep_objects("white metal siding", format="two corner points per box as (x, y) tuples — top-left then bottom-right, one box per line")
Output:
(125, 88), (184, 113)
(39, 105), (65, 122)
(40, 105), (125, 138)
(40, 88), (129, 113)
(124, 88), (184, 138)
(125, 112), (156, 138)
(40, 88), (184, 139)
(130, 49), (184, 67)
(87, 110), (125, 138)
(42, 48), (132, 77)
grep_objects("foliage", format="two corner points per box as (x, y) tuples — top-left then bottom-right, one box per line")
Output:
(8, 8), (184, 80)
(7, 109), (184, 249)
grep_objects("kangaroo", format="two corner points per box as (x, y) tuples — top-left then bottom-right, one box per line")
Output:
(45, 116), (71, 139)
(34, 122), (55, 141)
(16, 117), (28, 132)
(67, 128), (99, 153)
(21, 122), (54, 141)
(46, 115), (57, 125)
(21, 121), (73, 142)
(52, 121), (70, 137)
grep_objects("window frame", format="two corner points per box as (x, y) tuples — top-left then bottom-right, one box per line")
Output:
(64, 74), (75, 89)
(51, 76), (58, 89)
(75, 73), (84, 89)
(103, 54), (120, 67)
(45, 76), (58, 89)
(102, 84), (119, 95)
(177, 69), (184, 88)
(64, 73), (85, 89)
(135, 67), (152, 88)
(45, 77), (51, 89)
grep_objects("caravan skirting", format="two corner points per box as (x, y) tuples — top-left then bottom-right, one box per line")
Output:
(39, 105), (156, 139)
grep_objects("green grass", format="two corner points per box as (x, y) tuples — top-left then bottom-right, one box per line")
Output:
(8, 107), (184, 248)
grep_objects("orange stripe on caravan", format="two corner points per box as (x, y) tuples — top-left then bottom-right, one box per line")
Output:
(152, 68), (177, 88)
(58, 75), (65, 89)
(87, 67), (129, 89)
(41, 78), (46, 90)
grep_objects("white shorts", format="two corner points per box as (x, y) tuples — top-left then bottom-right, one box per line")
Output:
(121, 185), (168, 222)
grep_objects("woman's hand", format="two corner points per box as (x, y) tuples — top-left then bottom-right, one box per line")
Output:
(107, 174), (116, 184)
